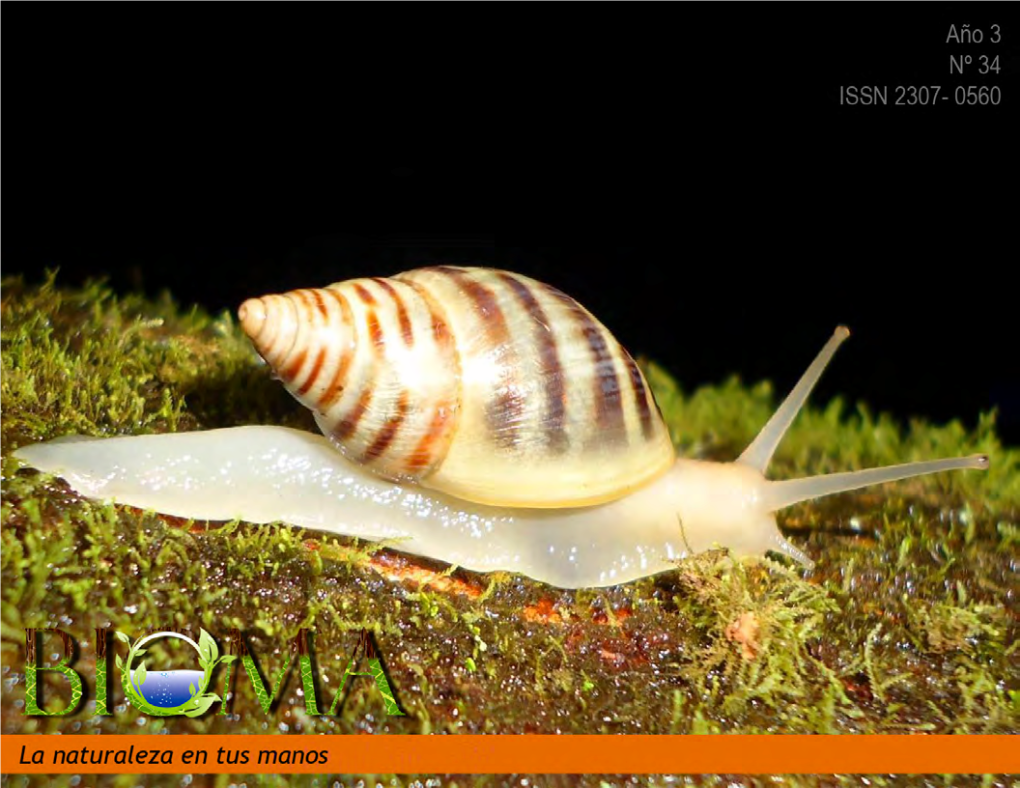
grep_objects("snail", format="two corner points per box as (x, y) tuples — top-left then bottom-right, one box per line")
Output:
(14, 266), (989, 588)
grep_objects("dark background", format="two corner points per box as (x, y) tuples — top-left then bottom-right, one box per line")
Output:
(5, 6), (1017, 443)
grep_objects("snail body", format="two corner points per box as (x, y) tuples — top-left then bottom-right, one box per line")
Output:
(13, 427), (779, 586)
(14, 267), (989, 588)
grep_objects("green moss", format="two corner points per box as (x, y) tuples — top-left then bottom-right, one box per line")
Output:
(2, 276), (1017, 788)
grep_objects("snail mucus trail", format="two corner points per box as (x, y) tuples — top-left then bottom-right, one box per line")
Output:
(14, 267), (989, 588)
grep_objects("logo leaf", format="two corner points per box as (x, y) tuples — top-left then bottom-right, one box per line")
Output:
(182, 693), (218, 718)
(198, 629), (218, 667)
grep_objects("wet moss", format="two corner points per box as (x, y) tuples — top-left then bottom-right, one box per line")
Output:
(1, 276), (1017, 788)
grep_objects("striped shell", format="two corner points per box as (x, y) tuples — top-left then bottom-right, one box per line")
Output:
(238, 266), (675, 508)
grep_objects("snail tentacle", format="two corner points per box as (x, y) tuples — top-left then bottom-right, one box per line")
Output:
(763, 454), (990, 512)
(738, 326), (850, 473)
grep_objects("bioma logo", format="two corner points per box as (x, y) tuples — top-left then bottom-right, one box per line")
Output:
(21, 626), (405, 718)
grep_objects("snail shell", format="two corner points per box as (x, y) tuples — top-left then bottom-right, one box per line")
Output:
(238, 266), (675, 508)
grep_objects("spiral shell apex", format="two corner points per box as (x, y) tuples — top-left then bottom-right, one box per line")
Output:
(239, 266), (675, 507)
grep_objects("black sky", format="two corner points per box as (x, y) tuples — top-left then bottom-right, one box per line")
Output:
(5, 5), (1017, 442)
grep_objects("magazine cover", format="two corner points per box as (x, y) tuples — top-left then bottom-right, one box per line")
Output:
(2, 4), (1015, 787)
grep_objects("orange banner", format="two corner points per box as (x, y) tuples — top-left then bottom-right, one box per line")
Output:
(2, 734), (1016, 775)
